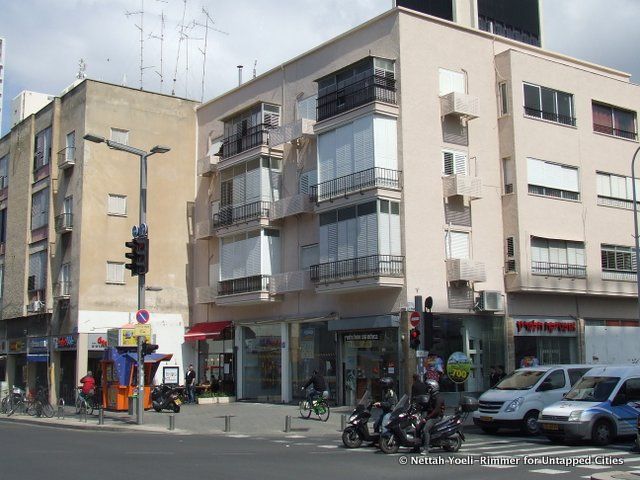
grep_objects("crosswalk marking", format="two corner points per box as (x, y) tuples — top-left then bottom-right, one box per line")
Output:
(516, 447), (602, 457)
(470, 445), (564, 455)
(318, 445), (339, 449)
(529, 469), (571, 475)
(462, 440), (513, 447)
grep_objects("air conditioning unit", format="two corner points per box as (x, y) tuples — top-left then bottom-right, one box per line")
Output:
(476, 290), (504, 312)
(27, 300), (45, 313)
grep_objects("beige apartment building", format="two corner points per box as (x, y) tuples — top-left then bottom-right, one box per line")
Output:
(192, 5), (640, 406)
(0, 79), (196, 402)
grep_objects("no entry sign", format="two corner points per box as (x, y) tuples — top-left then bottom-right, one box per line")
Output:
(410, 311), (421, 328)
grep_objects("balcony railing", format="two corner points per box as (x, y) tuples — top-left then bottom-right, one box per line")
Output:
(310, 167), (401, 203)
(213, 201), (271, 228)
(54, 213), (73, 233)
(218, 275), (270, 296)
(528, 184), (580, 201)
(531, 261), (586, 278)
(57, 147), (75, 169)
(310, 254), (405, 283)
(593, 123), (638, 140)
(525, 107), (576, 127)
(53, 281), (71, 298)
(317, 72), (396, 122)
(221, 123), (271, 159)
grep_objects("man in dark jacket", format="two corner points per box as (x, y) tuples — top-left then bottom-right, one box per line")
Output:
(411, 373), (428, 398)
(420, 379), (445, 454)
(302, 370), (327, 403)
(373, 377), (397, 433)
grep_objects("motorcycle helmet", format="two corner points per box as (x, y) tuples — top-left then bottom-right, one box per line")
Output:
(379, 377), (394, 389)
(413, 394), (431, 408)
(425, 379), (440, 396)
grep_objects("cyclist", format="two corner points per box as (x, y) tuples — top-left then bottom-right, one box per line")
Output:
(79, 371), (96, 404)
(373, 377), (397, 433)
(301, 370), (327, 404)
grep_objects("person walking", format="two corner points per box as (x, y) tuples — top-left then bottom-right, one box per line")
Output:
(185, 365), (196, 404)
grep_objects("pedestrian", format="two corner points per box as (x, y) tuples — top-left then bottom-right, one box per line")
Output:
(489, 366), (500, 388)
(185, 365), (196, 404)
(497, 365), (507, 382)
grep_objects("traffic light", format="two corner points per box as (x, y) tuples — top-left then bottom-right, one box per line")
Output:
(124, 236), (150, 276)
(424, 311), (434, 350)
(409, 328), (421, 350)
(141, 342), (159, 356)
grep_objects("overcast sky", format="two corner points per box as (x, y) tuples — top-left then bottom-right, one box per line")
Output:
(1, 0), (639, 136)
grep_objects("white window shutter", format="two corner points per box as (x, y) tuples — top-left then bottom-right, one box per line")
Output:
(390, 211), (401, 255)
(245, 166), (260, 202)
(378, 211), (391, 256)
(318, 130), (336, 184)
(319, 225), (329, 263)
(443, 151), (454, 175)
(328, 223), (338, 262)
(446, 231), (470, 259)
(439, 68), (465, 96)
(367, 213), (378, 256)
(373, 116), (397, 171)
(337, 220), (348, 260)
(346, 218), (357, 259)
(335, 123), (353, 179)
(246, 235), (261, 276)
(353, 116), (374, 173)
(454, 152), (468, 175)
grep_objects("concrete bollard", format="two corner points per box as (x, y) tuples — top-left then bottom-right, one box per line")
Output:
(284, 415), (291, 433)
(169, 413), (175, 431)
(224, 415), (231, 432)
(98, 407), (104, 425)
(340, 414), (347, 431)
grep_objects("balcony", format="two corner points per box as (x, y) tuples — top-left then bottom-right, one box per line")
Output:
(195, 218), (214, 239)
(195, 285), (217, 304)
(269, 270), (313, 294)
(213, 201), (271, 229)
(197, 155), (219, 176)
(446, 259), (486, 283)
(268, 118), (315, 147)
(269, 194), (313, 220)
(310, 255), (404, 293)
(525, 107), (576, 127)
(442, 175), (482, 200)
(54, 213), (73, 234)
(53, 281), (71, 299)
(310, 168), (402, 204)
(531, 261), (586, 278)
(317, 73), (396, 123)
(218, 275), (270, 296)
(593, 123), (637, 141)
(221, 124), (271, 159)
(440, 92), (479, 120)
(57, 147), (75, 169)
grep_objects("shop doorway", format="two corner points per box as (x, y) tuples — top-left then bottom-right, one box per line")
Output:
(463, 319), (484, 393)
(515, 336), (577, 368)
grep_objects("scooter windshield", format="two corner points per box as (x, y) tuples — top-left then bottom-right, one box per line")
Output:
(388, 394), (409, 422)
(357, 390), (372, 407)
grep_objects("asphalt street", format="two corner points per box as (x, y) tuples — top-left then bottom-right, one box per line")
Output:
(0, 422), (637, 480)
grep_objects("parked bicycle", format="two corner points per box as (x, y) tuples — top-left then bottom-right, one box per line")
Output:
(299, 391), (331, 422)
(6, 387), (27, 417)
(26, 387), (54, 418)
(75, 387), (99, 416)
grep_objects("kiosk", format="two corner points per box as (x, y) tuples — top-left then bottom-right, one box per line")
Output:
(101, 347), (172, 411)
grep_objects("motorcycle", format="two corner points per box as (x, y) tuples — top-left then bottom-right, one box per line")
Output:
(379, 394), (478, 454)
(342, 391), (380, 448)
(151, 384), (181, 413)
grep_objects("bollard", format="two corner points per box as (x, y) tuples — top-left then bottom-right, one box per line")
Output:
(224, 415), (231, 432)
(169, 413), (175, 431)
(284, 415), (291, 433)
(98, 407), (104, 425)
(57, 399), (65, 420)
(340, 414), (347, 431)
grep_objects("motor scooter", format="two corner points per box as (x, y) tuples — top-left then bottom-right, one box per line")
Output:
(151, 384), (181, 413)
(342, 391), (380, 448)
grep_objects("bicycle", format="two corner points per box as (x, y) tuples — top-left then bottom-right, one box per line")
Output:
(27, 388), (54, 418)
(6, 387), (27, 417)
(299, 392), (331, 422)
(75, 388), (96, 416)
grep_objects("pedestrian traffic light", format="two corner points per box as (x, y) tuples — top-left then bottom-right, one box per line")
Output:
(141, 342), (159, 356)
(410, 328), (421, 350)
(124, 236), (150, 276)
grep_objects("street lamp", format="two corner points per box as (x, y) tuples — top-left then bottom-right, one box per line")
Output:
(631, 146), (640, 322)
(83, 132), (170, 424)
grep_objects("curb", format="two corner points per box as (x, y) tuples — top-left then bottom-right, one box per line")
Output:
(0, 416), (180, 434)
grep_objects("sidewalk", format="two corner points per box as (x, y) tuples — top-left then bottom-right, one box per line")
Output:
(0, 402), (474, 437)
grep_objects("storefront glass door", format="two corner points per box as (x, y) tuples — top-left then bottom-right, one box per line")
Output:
(242, 325), (281, 402)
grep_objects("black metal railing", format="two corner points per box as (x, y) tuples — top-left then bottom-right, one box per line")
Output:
(528, 184), (580, 201)
(221, 123), (271, 158)
(53, 281), (71, 298)
(57, 147), (75, 166)
(54, 213), (73, 232)
(218, 275), (270, 296)
(310, 254), (405, 283)
(317, 72), (396, 122)
(524, 107), (576, 126)
(213, 201), (271, 228)
(531, 261), (586, 278)
(593, 123), (638, 140)
(310, 167), (401, 203)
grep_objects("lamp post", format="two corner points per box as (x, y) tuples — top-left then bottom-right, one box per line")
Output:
(631, 146), (640, 323)
(83, 133), (170, 424)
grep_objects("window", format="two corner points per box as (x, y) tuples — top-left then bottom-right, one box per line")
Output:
(443, 150), (468, 175)
(34, 127), (52, 170)
(106, 262), (125, 284)
(299, 170), (317, 195)
(439, 68), (466, 96)
(505, 237), (516, 272)
(219, 229), (280, 281)
(527, 158), (580, 201)
(498, 82), (509, 116)
(445, 230), (470, 259)
(0, 209), (6, 244)
(592, 102), (637, 140)
(544, 370), (566, 390)
(0, 264), (4, 306)
(601, 244), (636, 281)
(107, 194), (127, 216)
(31, 188), (49, 230)
(568, 368), (590, 386)
(531, 236), (586, 277)
(296, 95), (317, 121)
(110, 128), (129, 145)
(28, 247), (47, 293)
(596, 172), (640, 209)
(0, 154), (7, 189)
(621, 378), (640, 403)
(219, 156), (282, 208)
(502, 157), (514, 194)
(65, 131), (76, 161)
(300, 244), (319, 270)
(523, 83), (575, 126)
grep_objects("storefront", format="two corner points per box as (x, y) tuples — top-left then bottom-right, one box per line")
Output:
(27, 337), (50, 391)
(8, 339), (27, 388)
(513, 317), (578, 368)
(54, 334), (78, 403)
(241, 324), (282, 402)
(189, 322), (235, 395)
(290, 322), (336, 402)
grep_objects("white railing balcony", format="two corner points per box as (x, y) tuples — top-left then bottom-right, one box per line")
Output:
(269, 194), (314, 220)
(53, 281), (71, 299)
(269, 270), (313, 295)
(446, 258), (486, 283)
(442, 174), (482, 200)
(268, 118), (316, 147)
(440, 92), (479, 120)
(195, 218), (215, 239)
(195, 285), (217, 304)
(197, 155), (219, 176)
(57, 147), (75, 169)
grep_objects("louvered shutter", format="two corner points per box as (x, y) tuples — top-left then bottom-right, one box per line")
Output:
(454, 152), (468, 175)
(319, 225), (329, 263)
(335, 123), (353, 179)
(390, 210), (401, 255)
(220, 238), (233, 280)
(263, 105), (280, 129)
(373, 116), (397, 171)
(446, 231), (469, 259)
(346, 218), (357, 259)
(246, 234), (261, 276)
(367, 213), (378, 256)
(328, 223), (338, 262)
(245, 164), (260, 203)
(233, 171), (246, 205)
(443, 151), (454, 175)
(353, 116), (373, 173)
(299, 170), (317, 195)
(318, 130), (336, 184)
(357, 215), (368, 258)
(378, 211), (391, 256)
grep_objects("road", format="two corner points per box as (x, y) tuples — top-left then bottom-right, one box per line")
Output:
(0, 422), (637, 480)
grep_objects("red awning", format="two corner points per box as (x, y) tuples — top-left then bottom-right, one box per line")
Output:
(184, 321), (232, 342)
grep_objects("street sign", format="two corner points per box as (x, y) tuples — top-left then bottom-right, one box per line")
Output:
(133, 324), (152, 339)
(409, 311), (421, 328)
(446, 351), (472, 384)
(416, 349), (429, 358)
(136, 309), (150, 324)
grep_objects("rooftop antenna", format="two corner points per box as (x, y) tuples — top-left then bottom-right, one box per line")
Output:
(194, 7), (229, 102)
(171, 0), (188, 96)
(253, 60), (257, 79)
(237, 65), (243, 86)
(77, 59), (87, 80)
(182, 22), (204, 98)
(125, 0), (148, 90)
(149, 6), (167, 93)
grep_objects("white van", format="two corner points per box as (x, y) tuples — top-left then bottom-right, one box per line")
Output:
(473, 365), (592, 435)
(539, 365), (640, 445)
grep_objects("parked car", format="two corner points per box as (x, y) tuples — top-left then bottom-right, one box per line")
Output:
(473, 364), (592, 435)
(538, 365), (640, 446)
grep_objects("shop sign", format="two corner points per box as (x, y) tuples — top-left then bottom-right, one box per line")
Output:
(446, 351), (472, 384)
(107, 327), (152, 347)
(0, 339), (6, 354)
(28, 338), (48, 353)
(244, 337), (283, 353)
(88, 333), (109, 351)
(54, 335), (77, 351)
(9, 339), (26, 354)
(163, 366), (179, 385)
(344, 332), (380, 349)
(514, 319), (577, 337)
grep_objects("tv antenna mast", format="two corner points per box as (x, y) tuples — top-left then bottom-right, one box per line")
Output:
(148, 7), (167, 92)
(171, 0), (188, 96)
(77, 59), (87, 80)
(193, 7), (229, 102)
(253, 59), (257, 79)
(125, 0), (153, 90)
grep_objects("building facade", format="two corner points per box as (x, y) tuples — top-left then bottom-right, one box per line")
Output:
(0, 37), (5, 134)
(0, 80), (196, 403)
(11, 91), (55, 129)
(192, 6), (640, 405)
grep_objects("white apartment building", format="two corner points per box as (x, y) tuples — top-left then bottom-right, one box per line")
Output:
(193, 6), (640, 405)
